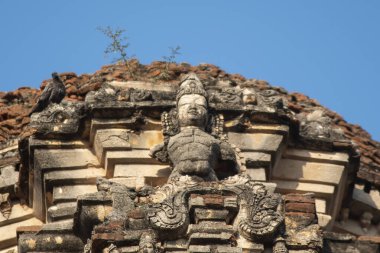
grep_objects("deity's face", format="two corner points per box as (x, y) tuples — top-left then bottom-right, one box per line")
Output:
(242, 88), (257, 105)
(177, 94), (208, 129)
(360, 212), (373, 229)
(141, 244), (154, 253)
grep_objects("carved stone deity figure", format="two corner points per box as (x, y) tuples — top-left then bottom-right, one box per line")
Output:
(150, 73), (237, 182)
(360, 211), (374, 233)
(138, 231), (159, 253)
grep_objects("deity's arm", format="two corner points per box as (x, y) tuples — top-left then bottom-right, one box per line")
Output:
(149, 142), (170, 163)
(218, 140), (239, 175)
(220, 140), (236, 162)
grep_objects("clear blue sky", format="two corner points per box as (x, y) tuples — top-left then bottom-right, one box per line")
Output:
(0, 1), (379, 141)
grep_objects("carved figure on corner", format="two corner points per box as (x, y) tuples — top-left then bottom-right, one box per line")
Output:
(29, 72), (67, 116)
(150, 73), (238, 182)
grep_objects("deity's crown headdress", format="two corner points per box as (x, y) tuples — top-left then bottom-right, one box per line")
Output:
(176, 73), (208, 103)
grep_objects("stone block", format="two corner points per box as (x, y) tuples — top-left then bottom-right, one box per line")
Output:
(243, 152), (271, 168)
(29, 137), (87, 150)
(109, 80), (175, 92)
(228, 132), (283, 153)
(0, 204), (33, 226)
(193, 209), (230, 223)
(284, 193), (315, 204)
(357, 235), (380, 244)
(89, 118), (163, 144)
(273, 159), (344, 185)
(0, 165), (18, 190)
(53, 184), (98, 204)
(189, 232), (232, 244)
(164, 239), (188, 251)
(273, 180), (335, 197)
(187, 222), (234, 234)
(129, 130), (164, 149)
(94, 129), (131, 165)
(216, 246), (243, 253)
(315, 198), (327, 213)
(109, 177), (137, 189)
(111, 176), (168, 189)
(44, 168), (105, 186)
(0, 217), (42, 250)
(246, 168), (266, 181)
(285, 202), (316, 213)
(0, 246), (17, 253)
(227, 124), (289, 135)
(17, 229), (83, 253)
(34, 148), (99, 171)
(188, 245), (211, 253)
(189, 194), (225, 209)
(105, 150), (162, 178)
(40, 220), (74, 232)
(283, 148), (349, 165)
(190, 195), (205, 207)
(236, 237), (264, 253)
(114, 164), (170, 177)
(224, 196), (238, 210)
(317, 213), (332, 228)
(288, 251), (317, 253)
(47, 202), (77, 221)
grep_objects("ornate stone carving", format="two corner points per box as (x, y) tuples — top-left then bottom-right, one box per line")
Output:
(145, 174), (284, 243)
(209, 87), (243, 105)
(240, 82), (285, 111)
(138, 231), (161, 253)
(150, 73), (238, 182)
(259, 89), (284, 109)
(85, 83), (119, 103)
(223, 175), (285, 242)
(19, 73), (331, 253)
(85, 83), (175, 104)
(130, 88), (153, 102)
(298, 109), (345, 141)
(29, 102), (86, 137)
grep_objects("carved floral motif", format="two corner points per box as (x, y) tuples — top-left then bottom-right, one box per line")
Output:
(146, 174), (284, 243)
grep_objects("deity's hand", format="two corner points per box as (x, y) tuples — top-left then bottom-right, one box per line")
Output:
(149, 143), (169, 163)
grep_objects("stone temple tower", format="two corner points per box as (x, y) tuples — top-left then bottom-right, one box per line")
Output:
(0, 63), (379, 252)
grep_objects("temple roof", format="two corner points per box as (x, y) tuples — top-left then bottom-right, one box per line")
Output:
(0, 61), (379, 186)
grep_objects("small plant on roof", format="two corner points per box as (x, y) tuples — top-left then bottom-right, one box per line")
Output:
(97, 26), (136, 78)
(158, 46), (181, 80)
